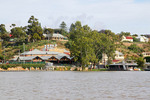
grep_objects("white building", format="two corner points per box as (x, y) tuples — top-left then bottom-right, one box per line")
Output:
(139, 36), (149, 42)
(43, 33), (68, 41)
(121, 36), (133, 42)
(102, 51), (124, 64)
(142, 52), (150, 58)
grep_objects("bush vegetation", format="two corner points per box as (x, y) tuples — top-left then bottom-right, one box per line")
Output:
(0, 64), (45, 70)
(128, 44), (144, 53)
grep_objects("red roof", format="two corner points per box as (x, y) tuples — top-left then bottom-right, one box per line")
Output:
(9, 34), (12, 37)
(64, 52), (70, 55)
(126, 36), (133, 39)
(112, 60), (120, 62)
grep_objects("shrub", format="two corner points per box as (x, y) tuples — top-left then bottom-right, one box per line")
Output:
(136, 57), (145, 69)
(133, 37), (140, 42)
(0, 64), (19, 70)
(66, 66), (71, 71)
(128, 44), (144, 53)
(1, 65), (8, 70)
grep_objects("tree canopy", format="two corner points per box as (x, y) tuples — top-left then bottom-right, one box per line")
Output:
(66, 21), (117, 67)
(60, 21), (67, 31)
(10, 26), (27, 44)
(27, 16), (43, 42)
(0, 24), (7, 37)
(136, 57), (145, 69)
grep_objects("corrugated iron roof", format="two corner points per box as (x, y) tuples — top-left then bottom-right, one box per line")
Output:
(126, 36), (133, 39)
(21, 49), (62, 55)
(52, 33), (66, 38)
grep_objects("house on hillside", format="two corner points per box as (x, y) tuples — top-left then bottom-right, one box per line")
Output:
(121, 35), (133, 42)
(43, 33), (68, 41)
(52, 33), (68, 41)
(136, 36), (149, 42)
(142, 52), (150, 58)
(102, 51), (124, 64)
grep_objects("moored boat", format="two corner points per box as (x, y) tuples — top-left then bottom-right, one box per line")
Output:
(134, 67), (141, 71)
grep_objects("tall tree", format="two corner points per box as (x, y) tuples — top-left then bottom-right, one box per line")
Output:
(93, 30), (117, 65)
(10, 26), (27, 44)
(69, 21), (83, 41)
(27, 16), (43, 42)
(67, 21), (97, 68)
(0, 24), (9, 46)
(118, 31), (131, 38)
(0, 24), (7, 37)
(69, 23), (75, 33)
(67, 23), (117, 67)
(59, 21), (67, 31)
(136, 57), (145, 70)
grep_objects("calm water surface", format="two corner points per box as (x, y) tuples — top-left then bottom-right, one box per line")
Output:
(0, 71), (150, 100)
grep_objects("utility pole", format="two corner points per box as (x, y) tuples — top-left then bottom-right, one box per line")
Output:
(3, 46), (5, 64)
(23, 43), (25, 64)
(19, 46), (20, 62)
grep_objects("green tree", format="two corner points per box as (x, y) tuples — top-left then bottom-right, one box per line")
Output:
(98, 30), (117, 65)
(117, 31), (131, 41)
(133, 37), (139, 42)
(67, 21), (96, 68)
(0, 54), (3, 61)
(10, 24), (16, 28)
(59, 21), (69, 36)
(119, 31), (131, 36)
(132, 34), (138, 37)
(128, 44), (144, 53)
(0, 24), (9, 46)
(33, 33), (41, 41)
(0, 24), (7, 37)
(60, 21), (67, 31)
(1, 34), (10, 46)
(10, 27), (27, 44)
(136, 57), (145, 70)
(69, 21), (82, 41)
(27, 16), (43, 42)
(66, 21), (117, 68)
(69, 23), (75, 33)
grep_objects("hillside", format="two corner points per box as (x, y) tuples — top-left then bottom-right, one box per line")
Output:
(122, 42), (150, 52)
(117, 42), (150, 59)
(1, 39), (150, 62)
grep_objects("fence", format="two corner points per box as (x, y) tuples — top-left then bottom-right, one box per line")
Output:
(9, 61), (45, 64)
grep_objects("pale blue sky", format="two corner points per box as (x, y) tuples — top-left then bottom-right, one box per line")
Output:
(0, 0), (150, 35)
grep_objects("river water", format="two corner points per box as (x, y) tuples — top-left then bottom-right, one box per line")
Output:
(0, 71), (150, 100)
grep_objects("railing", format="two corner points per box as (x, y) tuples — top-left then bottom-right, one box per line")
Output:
(9, 61), (45, 64)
